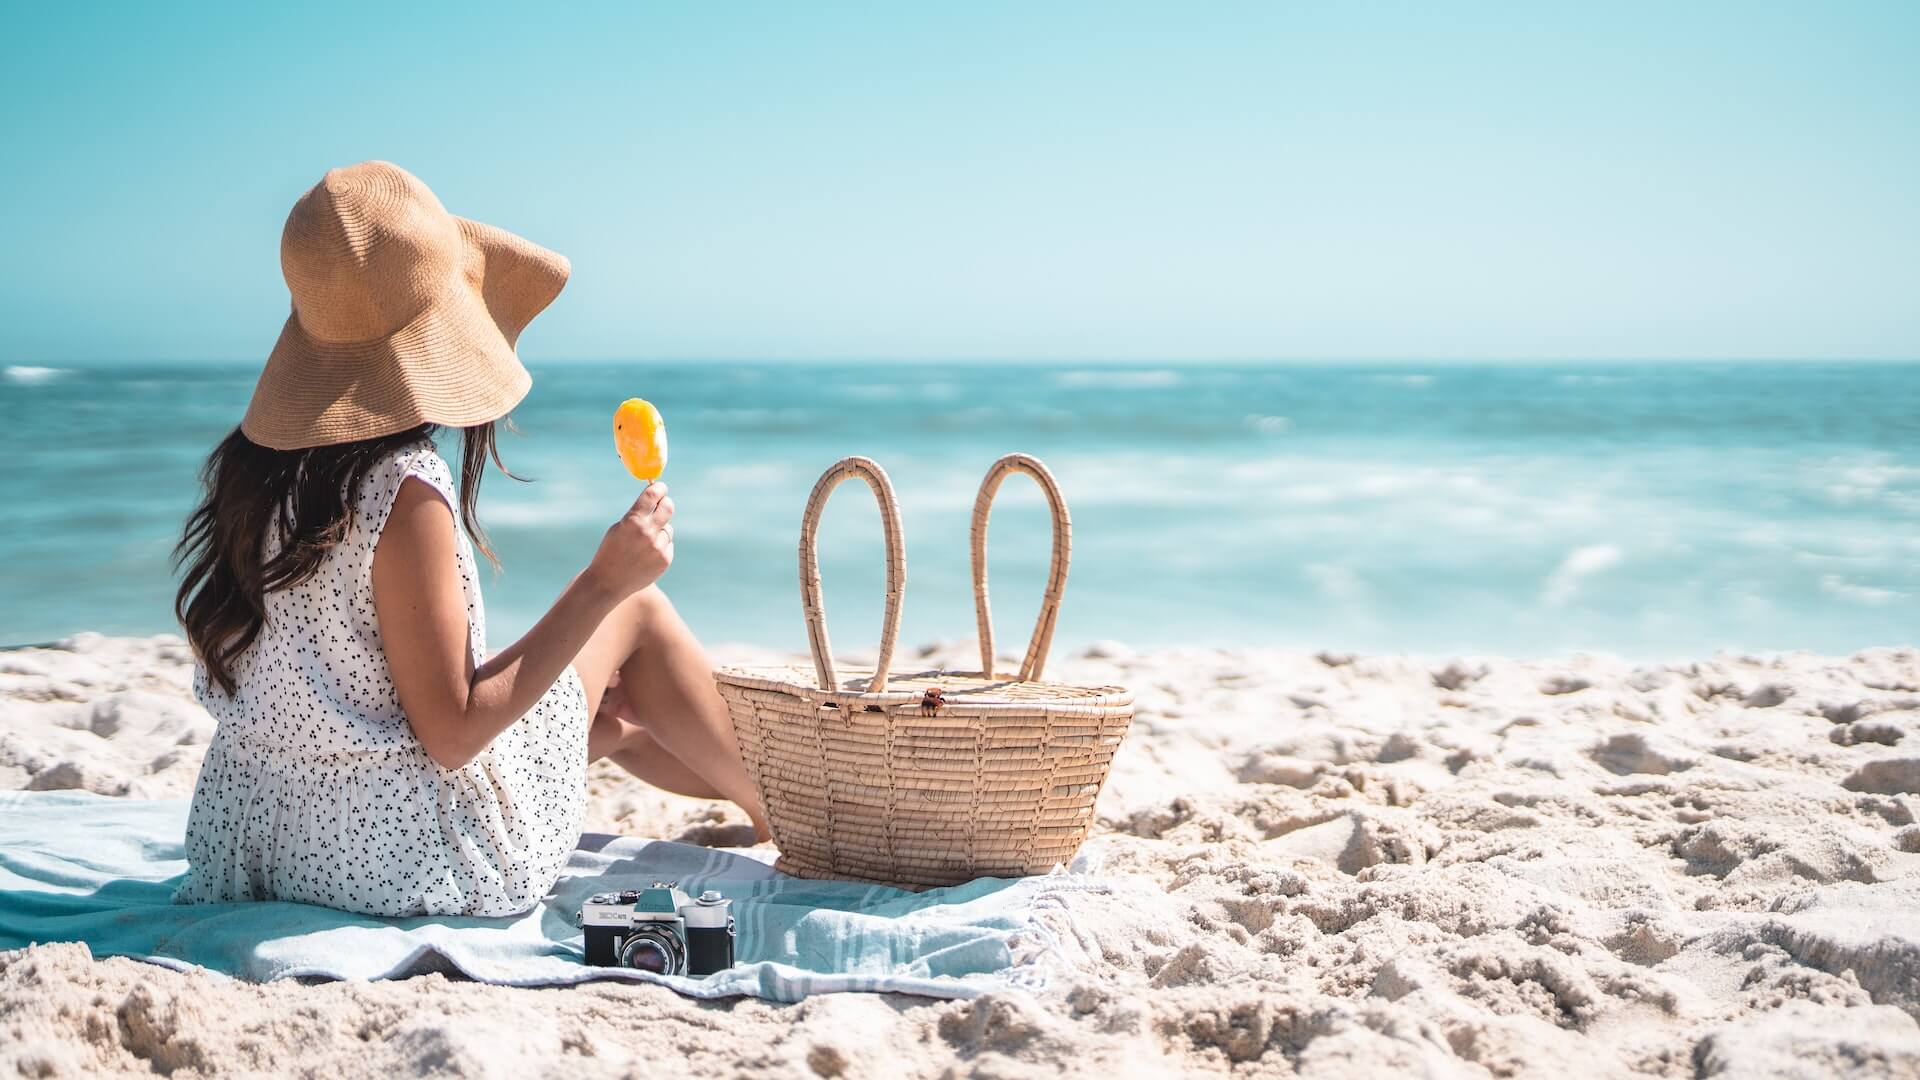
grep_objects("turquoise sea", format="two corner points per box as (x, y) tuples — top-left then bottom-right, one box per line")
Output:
(2, 361), (1915, 660)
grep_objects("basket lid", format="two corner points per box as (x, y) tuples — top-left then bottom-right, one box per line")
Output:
(714, 663), (1132, 712)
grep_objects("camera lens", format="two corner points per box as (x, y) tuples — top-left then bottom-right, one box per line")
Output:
(623, 939), (670, 974)
(617, 927), (686, 976)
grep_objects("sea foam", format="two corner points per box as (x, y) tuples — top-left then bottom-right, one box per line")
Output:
(4, 366), (74, 385)
(1052, 369), (1182, 389)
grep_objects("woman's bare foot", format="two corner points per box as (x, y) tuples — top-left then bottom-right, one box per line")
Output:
(592, 675), (773, 843)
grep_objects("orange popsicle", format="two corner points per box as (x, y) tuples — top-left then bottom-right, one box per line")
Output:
(612, 398), (668, 482)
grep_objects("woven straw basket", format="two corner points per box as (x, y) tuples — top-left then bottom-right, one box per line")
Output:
(714, 454), (1134, 888)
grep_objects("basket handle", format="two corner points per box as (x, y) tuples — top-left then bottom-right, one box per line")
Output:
(800, 456), (906, 693)
(971, 453), (1071, 681)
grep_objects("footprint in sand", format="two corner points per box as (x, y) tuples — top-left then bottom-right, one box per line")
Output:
(1540, 674), (1592, 696)
(1589, 733), (1695, 776)
(1840, 757), (1920, 795)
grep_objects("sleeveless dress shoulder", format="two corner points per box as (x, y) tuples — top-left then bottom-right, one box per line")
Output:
(175, 440), (589, 917)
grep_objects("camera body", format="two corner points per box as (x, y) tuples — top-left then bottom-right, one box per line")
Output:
(581, 882), (735, 976)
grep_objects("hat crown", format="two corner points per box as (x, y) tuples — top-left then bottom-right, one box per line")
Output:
(244, 161), (567, 450)
(280, 161), (464, 345)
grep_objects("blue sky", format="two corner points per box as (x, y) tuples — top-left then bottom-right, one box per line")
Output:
(1, 1), (1915, 362)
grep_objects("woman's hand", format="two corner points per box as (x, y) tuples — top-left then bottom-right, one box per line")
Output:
(596, 667), (639, 726)
(585, 482), (675, 599)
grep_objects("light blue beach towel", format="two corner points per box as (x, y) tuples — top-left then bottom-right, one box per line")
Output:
(0, 792), (1105, 1002)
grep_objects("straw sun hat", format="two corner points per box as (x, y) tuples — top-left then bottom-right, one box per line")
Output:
(240, 161), (570, 450)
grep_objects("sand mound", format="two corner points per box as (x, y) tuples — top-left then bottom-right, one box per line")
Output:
(4, 637), (1919, 1077)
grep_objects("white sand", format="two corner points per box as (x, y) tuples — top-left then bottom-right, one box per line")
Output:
(4, 633), (1919, 1077)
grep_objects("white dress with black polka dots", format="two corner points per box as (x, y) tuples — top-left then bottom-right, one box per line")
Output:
(175, 441), (589, 917)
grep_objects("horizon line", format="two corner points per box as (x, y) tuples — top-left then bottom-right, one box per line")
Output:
(11, 355), (1920, 369)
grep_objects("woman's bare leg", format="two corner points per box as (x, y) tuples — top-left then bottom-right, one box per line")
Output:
(573, 585), (771, 839)
(587, 709), (722, 798)
(613, 592), (771, 839)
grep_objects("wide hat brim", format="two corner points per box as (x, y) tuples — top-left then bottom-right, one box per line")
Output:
(240, 218), (569, 451)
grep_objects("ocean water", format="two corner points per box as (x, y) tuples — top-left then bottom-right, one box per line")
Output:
(2, 360), (1916, 661)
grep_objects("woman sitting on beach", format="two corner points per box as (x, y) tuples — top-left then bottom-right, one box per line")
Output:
(171, 161), (769, 917)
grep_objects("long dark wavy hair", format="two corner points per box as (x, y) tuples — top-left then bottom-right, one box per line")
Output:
(175, 422), (513, 695)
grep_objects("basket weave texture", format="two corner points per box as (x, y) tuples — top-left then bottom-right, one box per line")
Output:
(714, 454), (1134, 888)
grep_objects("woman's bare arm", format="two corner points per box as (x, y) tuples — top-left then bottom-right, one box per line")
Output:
(372, 477), (673, 770)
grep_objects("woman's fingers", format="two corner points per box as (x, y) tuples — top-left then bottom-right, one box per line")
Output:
(596, 677), (626, 718)
(631, 482), (668, 518)
(592, 485), (678, 596)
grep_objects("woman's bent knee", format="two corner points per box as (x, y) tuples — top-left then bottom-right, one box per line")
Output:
(629, 583), (674, 624)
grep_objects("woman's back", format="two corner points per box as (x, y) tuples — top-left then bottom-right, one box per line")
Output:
(177, 441), (589, 916)
(209, 441), (486, 752)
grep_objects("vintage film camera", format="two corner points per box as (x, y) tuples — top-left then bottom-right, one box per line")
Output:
(581, 883), (735, 976)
